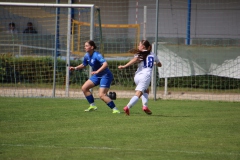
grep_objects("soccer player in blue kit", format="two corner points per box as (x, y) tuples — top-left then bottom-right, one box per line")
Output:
(69, 40), (120, 114)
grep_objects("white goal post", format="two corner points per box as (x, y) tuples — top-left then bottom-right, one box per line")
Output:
(0, 2), (95, 97)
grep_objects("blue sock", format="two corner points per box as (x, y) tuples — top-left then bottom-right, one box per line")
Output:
(107, 101), (115, 109)
(86, 95), (94, 104)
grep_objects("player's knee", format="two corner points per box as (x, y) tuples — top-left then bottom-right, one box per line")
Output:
(98, 93), (106, 100)
(81, 86), (85, 92)
(81, 86), (90, 93)
(144, 89), (149, 94)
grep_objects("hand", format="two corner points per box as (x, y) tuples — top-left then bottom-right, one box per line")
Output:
(69, 66), (75, 71)
(91, 71), (99, 75)
(118, 65), (125, 69)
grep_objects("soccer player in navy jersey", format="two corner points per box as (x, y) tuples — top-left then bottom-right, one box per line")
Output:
(70, 40), (120, 114)
(118, 40), (162, 115)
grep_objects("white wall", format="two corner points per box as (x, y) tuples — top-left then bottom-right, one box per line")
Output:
(0, 0), (239, 39)
(128, 0), (240, 39)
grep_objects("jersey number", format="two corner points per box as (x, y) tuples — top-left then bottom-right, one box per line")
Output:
(143, 57), (154, 68)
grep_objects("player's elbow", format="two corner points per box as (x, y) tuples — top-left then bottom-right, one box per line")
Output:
(103, 61), (108, 66)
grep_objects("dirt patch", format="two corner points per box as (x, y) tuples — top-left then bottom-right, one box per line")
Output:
(0, 88), (239, 102)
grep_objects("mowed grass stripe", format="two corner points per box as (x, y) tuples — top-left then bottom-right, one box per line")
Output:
(0, 97), (240, 160)
(1, 143), (240, 156)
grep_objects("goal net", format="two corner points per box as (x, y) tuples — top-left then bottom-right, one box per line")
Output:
(0, 2), (100, 98)
(151, 1), (240, 101)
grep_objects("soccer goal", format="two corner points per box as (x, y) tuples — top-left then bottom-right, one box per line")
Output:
(0, 2), (100, 98)
(100, 23), (140, 57)
(71, 18), (103, 56)
(72, 19), (140, 57)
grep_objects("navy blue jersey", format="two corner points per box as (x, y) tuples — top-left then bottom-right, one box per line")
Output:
(83, 51), (111, 77)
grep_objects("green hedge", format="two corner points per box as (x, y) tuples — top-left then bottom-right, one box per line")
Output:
(0, 55), (239, 90)
(0, 54), (87, 85)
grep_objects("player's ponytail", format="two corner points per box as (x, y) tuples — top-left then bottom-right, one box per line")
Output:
(138, 50), (150, 61)
(141, 40), (151, 52)
(128, 40), (151, 61)
(137, 40), (151, 61)
(128, 48), (139, 54)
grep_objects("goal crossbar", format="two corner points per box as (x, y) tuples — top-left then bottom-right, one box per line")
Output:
(0, 2), (94, 8)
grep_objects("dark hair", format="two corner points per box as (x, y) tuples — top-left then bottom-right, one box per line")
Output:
(27, 22), (33, 25)
(129, 40), (151, 61)
(141, 40), (152, 51)
(86, 40), (97, 49)
(9, 22), (15, 27)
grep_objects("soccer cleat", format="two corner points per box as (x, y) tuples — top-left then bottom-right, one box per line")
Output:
(84, 105), (97, 112)
(112, 109), (120, 114)
(123, 106), (130, 115)
(142, 106), (152, 115)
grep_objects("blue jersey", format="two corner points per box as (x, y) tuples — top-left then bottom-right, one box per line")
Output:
(82, 51), (112, 77)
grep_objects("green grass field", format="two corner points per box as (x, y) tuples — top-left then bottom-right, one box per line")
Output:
(0, 97), (240, 160)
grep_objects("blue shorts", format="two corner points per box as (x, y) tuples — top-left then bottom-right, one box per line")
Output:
(89, 73), (113, 88)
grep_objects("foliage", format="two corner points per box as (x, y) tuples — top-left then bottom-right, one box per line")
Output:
(0, 55), (88, 85)
(0, 55), (239, 90)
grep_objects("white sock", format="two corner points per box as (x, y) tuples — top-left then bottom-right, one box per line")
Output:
(141, 93), (149, 107)
(90, 103), (95, 106)
(127, 96), (139, 108)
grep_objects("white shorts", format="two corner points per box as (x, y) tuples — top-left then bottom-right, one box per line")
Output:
(134, 73), (151, 92)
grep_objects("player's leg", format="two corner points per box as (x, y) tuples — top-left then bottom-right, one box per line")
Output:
(126, 76), (152, 115)
(126, 90), (143, 108)
(142, 88), (149, 107)
(99, 75), (120, 113)
(141, 88), (152, 115)
(123, 75), (144, 115)
(82, 77), (98, 112)
(123, 90), (143, 115)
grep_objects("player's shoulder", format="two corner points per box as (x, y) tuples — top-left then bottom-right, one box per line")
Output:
(83, 53), (89, 58)
(147, 52), (155, 57)
(94, 51), (104, 58)
(150, 51), (155, 55)
(134, 54), (139, 58)
(93, 51), (101, 55)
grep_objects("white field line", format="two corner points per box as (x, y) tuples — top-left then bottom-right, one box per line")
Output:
(1, 143), (240, 156)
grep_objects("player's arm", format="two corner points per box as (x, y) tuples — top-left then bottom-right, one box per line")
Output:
(91, 61), (108, 75)
(70, 54), (88, 71)
(69, 63), (86, 71)
(154, 53), (162, 67)
(155, 61), (162, 67)
(118, 57), (139, 69)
